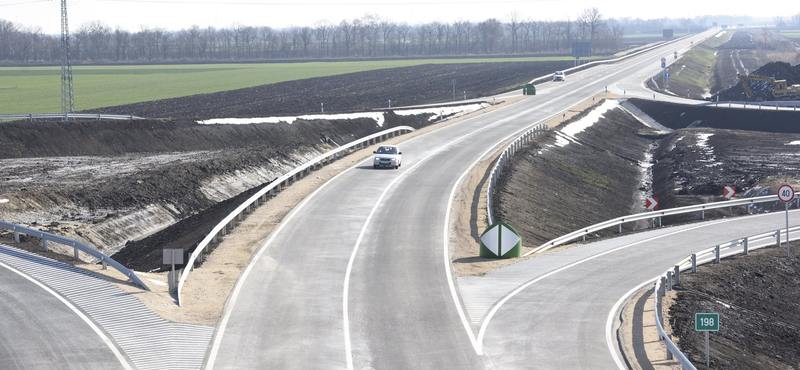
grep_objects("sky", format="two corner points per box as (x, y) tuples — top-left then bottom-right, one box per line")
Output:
(1, 0), (798, 35)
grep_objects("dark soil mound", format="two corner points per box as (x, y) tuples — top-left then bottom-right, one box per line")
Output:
(85, 61), (572, 119)
(492, 103), (663, 247)
(670, 245), (800, 370)
(628, 98), (800, 132)
(0, 114), (425, 159)
(715, 61), (800, 101)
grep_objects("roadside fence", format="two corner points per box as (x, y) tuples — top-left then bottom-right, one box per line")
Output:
(486, 123), (548, 225)
(652, 224), (800, 369)
(0, 220), (149, 290)
(175, 125), (415, 306)
(0, 113), (146, 123)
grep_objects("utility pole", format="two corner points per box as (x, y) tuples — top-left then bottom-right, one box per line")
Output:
(61, 0), (75, 118)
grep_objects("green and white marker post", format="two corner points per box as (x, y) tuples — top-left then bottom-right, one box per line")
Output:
(479, 222), (522, 259)
(695, 312), (720, 366)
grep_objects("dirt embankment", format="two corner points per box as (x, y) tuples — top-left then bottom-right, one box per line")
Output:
(0, 111), (434, 269)
(491, 101), (665, 248)
(670, 246), (800, 370)
(493, 98), (800, 369)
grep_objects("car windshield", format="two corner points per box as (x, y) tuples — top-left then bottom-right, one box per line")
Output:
(377, 147), (397, 154)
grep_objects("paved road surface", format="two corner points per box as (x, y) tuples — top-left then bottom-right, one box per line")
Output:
(210, 29), (721, 369)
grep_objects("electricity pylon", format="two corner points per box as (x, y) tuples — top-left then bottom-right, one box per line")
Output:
(60, 0), (75, 117)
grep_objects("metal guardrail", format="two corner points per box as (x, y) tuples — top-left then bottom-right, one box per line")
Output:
(652, 224), (800, 369)
(527, 195), (800, 256)
(0, 113), (146, 122)
(486, 123), (547, 225)
(0, 220), (149, 290)
(699, 100), (800, 110)
(175, 125), (416, 306)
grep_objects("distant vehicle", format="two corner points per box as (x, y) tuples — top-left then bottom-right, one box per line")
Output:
(553, 71), (566, 81)
(373, 145), (402, 169)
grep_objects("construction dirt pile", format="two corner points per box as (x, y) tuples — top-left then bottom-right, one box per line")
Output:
(716, 61), (800, 101)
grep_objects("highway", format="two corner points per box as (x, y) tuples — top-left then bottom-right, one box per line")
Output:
(208, 29), (721, 369)
(1, 27), (771, 370)
(0, 261), (123, 370)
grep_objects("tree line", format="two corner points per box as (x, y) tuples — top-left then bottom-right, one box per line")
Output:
(0, 8), (717, 64)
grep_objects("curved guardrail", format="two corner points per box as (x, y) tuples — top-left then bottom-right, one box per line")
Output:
(486, 123), (547, 225)
(0, 220), (149, 290)
(0, 113), (146, 122)
(176, 125), (416, 306)
(527, 194), (799, 256)
(652, 224), (800, 369)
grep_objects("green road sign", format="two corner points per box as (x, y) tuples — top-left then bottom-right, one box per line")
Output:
(695, 313), (719, 331)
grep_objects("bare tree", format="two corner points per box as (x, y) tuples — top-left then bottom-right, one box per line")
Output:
(506, 11), (521, 53)
(476, 18), (502, 54)
(314, 21), (332, 58)
(379, 18), (395, 56)
(579, 7), (604, 43)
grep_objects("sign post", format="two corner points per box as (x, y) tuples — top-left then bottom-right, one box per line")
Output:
(695, 312), (720, 366)
(451, 79), (457, 101)
(778, 184), (795, 257)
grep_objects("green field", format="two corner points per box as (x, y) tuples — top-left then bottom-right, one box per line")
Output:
(0, 57), (573, 115)
(779, 30), (800, 40)
(667, 30), (734, 90)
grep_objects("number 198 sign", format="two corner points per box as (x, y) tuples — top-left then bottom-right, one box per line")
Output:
(695, 313), (719, 331)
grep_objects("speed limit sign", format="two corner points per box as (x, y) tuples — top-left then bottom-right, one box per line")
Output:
(778, 184), (795, 203)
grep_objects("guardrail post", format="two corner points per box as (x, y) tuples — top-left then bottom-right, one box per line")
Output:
(715, 245), (720, 264)
(229, 220), (235, 230)
(42, 239), (48, 252)
(102, 258), (107, 270)
(701, 209), (705, 220)
(673, 265), (680, 286)
(74, 246), (79, 261)
(776, 230), (781, 247)
(617, 224), (622, 233)
(13, 230), (19, 243)
(666, 271), (673, 291)
(743, 237), (748, 255)
(658, 216), (662, 227)
(238, 213), (244, 221)
(691, 254), (697, 273)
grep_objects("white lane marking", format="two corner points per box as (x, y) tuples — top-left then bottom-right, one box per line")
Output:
(605, 276), (659, 369)
(344, 94), (576, 366)
(205, 162), (363, 369)
(0, 261), (134, 370)
(477, 211), (785, 355)
(476, 221), (726, 352)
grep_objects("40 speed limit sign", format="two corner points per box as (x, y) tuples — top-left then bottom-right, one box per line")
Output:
(778, 184), (795, 203)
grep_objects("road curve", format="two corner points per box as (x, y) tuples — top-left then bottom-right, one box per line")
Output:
(208, 28), (722, 369)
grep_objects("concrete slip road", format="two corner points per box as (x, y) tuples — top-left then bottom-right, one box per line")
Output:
(209, 29), (720, 369)
(466, 210), (799, 368)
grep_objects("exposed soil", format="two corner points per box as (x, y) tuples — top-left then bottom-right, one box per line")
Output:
(491, 101), (665, 248)
(88, 61), (572, 118)
(2, 55), (800, 368)
(717, 61), (800, 101)
(669, 245), (800, 370)
(493, 98), (800, 368)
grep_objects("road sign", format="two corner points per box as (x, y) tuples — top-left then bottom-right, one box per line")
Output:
(661, 57), (666, 63)
(480, 222), (522, 258)
(778, 184), (795, 203)
(646, 197), (659, 210)
(665, 72), (670, 79)
(724, 186), (735, 199)
(661, 62), (666, 68)
(695, 313), (720, 331)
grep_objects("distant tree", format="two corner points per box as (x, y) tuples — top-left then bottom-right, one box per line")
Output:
(476, 18), (502, 54)
(506, 11), (521, 53)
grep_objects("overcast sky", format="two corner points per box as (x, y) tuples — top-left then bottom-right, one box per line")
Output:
(2, 0), (797, 35)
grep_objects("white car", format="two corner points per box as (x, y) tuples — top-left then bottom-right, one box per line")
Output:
(553, 71), (566, 81)
(373, 145), (402, 169)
